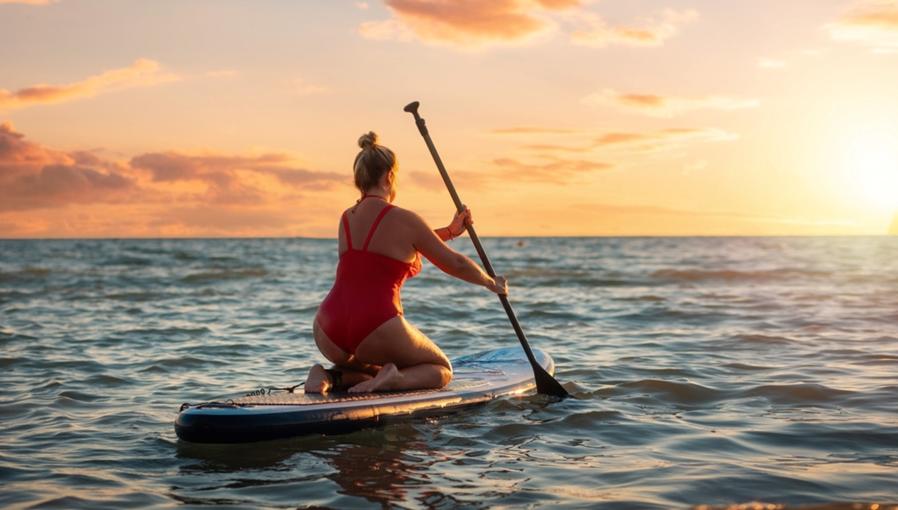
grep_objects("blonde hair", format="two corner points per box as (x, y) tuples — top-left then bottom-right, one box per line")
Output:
(353, 131), (396, 191)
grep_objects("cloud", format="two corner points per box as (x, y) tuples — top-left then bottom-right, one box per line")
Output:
(259, 167), (345, 189)
(359, 1), (697, 50)
(583, 89), (759, 117)
(406, 170), (445, 189)
(522, 127), (738, 154)
(596, 128), (738, 151)
(570, 8), (697, 48)
(492, 156), (612, 182)
(0, 122), (137, 211)
(826, 0), (898, 51)
(358, 0), (584, 48)
(130, 151), (345, 204)
(491, 126), (578, 135)
(130, 152), (282, 182)
(0, 122), (346, 214)
(0, 0), (55, 4)
(0, 59), (179, 111)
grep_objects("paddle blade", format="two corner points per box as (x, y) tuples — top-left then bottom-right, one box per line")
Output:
(533, 363), (569, 398)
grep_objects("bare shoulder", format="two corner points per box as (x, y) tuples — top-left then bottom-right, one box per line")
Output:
(388, 205), (430, 231)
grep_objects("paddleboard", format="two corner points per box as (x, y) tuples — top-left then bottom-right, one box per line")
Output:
(175, 346), (554, 443)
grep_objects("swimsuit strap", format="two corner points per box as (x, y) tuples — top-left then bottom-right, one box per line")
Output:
(341, 212), (353, 250)
(362, 204), (394, 251)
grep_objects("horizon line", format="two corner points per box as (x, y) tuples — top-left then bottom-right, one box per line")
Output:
(1, 234), (895, 241)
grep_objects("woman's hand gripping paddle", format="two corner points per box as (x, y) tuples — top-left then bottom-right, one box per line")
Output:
(403, 101), (569, 399)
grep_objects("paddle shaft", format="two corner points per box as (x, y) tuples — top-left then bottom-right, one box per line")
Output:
(404, 102), (568, 397)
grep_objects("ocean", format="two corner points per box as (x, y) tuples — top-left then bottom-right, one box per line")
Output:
(1, 237), (896, 509)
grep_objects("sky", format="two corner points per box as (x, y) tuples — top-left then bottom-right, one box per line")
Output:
(1, 0), (897, 238)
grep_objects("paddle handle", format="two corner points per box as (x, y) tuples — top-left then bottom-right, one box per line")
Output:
(405, 104), (543, 370)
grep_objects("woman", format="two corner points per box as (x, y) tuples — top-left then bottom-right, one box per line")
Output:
(306, 132), (508, 394)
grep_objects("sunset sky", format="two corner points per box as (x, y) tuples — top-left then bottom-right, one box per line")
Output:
(2, 0), (897, 237)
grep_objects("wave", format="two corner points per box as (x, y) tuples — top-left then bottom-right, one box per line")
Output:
(0, 290), (30, 304)
(106, 256), (154, 267)
(722, 362), (774, 371)
(559, 410), (625, 427)
(0, 266), (51, 282)
(614, 308), (734, 324)
(617, 379), (726, 404)
(864, 354), (898, 365)
(732, 333), (796, 345)
(181, 268), (268, 283)
(104, 291), (167, 302)
(140, 355), (222, 371)
(0, 356), (24, 368)
(504, 268), (646, 287)
(651, 267), (828, 283)
(506, 268), (589, 279)
(57, 390), (105, 403)
(0, 331), (45, 345)
(123, 326), (211, 337)
(744, 422), (898, 452)
(741, 383), (854, 404)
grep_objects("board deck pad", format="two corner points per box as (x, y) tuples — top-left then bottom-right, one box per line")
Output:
(175, 347), (554, 443)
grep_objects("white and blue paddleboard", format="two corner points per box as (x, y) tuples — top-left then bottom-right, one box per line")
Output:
(175, 347), (554, 443)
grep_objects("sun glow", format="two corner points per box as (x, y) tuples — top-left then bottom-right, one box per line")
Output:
(839, 128), (898, 211)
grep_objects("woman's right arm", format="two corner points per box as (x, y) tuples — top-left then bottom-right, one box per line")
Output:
(406, 211), (507, 295)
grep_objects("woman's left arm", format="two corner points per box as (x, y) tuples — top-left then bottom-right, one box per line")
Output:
(435, 206), (472, 241)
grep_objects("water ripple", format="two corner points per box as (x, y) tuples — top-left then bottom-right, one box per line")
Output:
(0, 237), (896, 509)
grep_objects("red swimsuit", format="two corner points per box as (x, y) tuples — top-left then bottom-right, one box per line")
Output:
(317, 200), (422, 355)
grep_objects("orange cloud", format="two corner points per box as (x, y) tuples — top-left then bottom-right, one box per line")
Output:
(0, 122), (137, 211)
(597, 128), (738, 152)
(583, 89), (760, 117)
(0, 122), (345, 221)
(359, 0), (579, 47)
(0, 59), (178, 111)
(493, 156), (611, 182)
(570, 8), (697, 48)
(827, 0), (898, 51)
(360, 1), (696, 50)
(130, 151), (345, 205)
(491, 126), (578, 135)
(521, 127), (738, 154)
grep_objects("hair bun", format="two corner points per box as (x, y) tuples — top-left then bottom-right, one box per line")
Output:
(358, 131), (378, 150)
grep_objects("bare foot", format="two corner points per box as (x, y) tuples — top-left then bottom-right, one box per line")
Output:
(348, 363), (401, 393)
(304, 364), (332, 394)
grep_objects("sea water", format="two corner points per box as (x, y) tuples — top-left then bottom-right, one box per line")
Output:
(1, 237), (896, 509)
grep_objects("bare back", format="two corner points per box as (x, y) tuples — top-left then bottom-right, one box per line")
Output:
(339, 199), (463, 272)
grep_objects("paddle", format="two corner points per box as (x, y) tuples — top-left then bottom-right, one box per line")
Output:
(403, 101), (569, 398)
